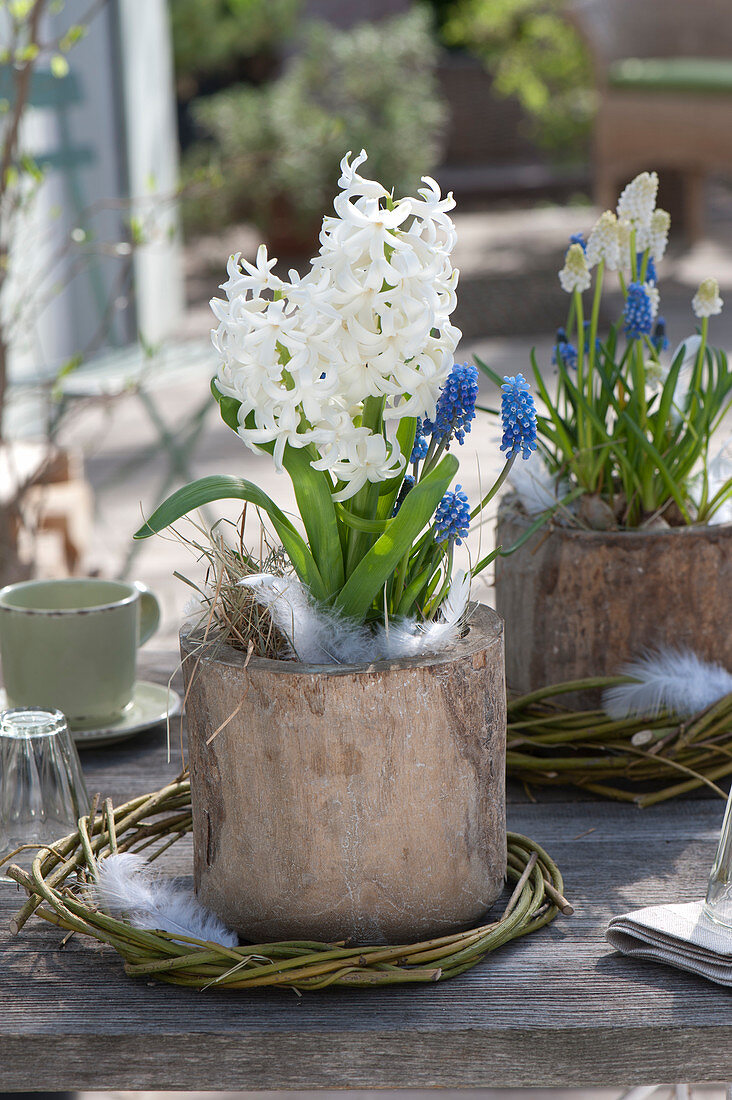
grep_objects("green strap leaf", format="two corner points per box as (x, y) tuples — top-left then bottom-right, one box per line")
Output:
(211, 378), (242, 432)
(620, 416), (693, 523)
(376, 415), (417, 520)
(334, 454), (458, 622)
(133, 475), (328, 603)
(210, 380), (344, 595)
(474, 354), (504, 388)
(281, 445), (344, 596)
(335, 504), (389, 534)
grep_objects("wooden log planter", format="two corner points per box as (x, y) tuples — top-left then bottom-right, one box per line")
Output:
(180, 605), (507, 945)
(496, 499), (732, 708)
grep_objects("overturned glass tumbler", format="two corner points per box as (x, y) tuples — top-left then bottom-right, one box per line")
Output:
(704, 784), (732, 929)
(0, 708), (89, 884)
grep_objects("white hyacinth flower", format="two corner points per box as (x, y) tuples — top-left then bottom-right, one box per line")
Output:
(616, 171), (658, 251)
(311, 430), (405, 502)
(558, 243), (591, 293)
(692, 277), (723, 318)
(649, 209), (671, 262)
(209, 149), (461, 500)
(586, 210), (620, 271)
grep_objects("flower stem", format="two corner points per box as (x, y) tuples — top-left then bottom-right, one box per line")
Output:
(343, 395), (385, 576)
(574, 288), (586, 463)
(470, 453), (516, 520)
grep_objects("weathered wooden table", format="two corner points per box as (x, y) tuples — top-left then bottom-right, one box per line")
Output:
(1, 650), (731, 1091)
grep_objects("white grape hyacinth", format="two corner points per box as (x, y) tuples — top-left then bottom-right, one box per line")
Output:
(616, 171), (659, 251)
(211, 150), (461, 501)
(558, 242), (591, 293)
(692, 277), (724, 318)
(649, 208), (671, 261)
(585, 210), (621, 271)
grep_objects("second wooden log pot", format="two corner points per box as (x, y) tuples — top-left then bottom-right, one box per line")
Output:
(180, 604), (507, 945)
(496, 499), (732, 707)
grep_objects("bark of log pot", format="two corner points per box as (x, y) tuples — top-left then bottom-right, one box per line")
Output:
(180, 604), (506, 945)
(496, 499), (732, 708)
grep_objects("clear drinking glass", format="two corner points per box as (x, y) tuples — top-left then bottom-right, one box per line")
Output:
(0, 708), (90, 884)
(704, 784), (732, 928)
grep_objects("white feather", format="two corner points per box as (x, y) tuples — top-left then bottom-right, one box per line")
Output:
(602, 647), (732, 719)
(240, 569), (469, 664)
(441, 567), (471, 626)
(182, 594), (206, 619)
(92, 852), (238, 948)
(695, 443), (732, 527)
(507, 461), (571, 517)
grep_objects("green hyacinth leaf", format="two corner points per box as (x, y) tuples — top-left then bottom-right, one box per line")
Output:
(210, 380), (344, 595)
(133, 474), (328, 602)
(334, 453), (458, 622)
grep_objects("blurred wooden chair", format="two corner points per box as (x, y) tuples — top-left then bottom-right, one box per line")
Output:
(0, 444), (92, 578)
(571, 0), (732, 240)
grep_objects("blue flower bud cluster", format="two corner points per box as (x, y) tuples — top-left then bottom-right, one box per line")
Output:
(392, 474), (415, 516)
(569, 232), (587, 252)
(652, 316), (669, 353)
(423, 362), (479, 447)
(552, 327), (578, 370)
(434, 484), (470, 545)
(500, 374), (538, 460)
(624, 281), (654, 339)
(410, 422), (429, 464)
(637, 252), (657, 285)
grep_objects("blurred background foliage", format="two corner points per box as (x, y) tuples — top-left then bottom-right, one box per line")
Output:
(434, 0), (594, 158)
(181, 8), (447, 242)
(171, 0), (594, 241)
(171, 0), (300, 100)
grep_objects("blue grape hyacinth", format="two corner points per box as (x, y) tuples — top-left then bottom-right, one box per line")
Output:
(638, 252), (657, 284)
(410, 421), (429, 464)
(423, 362), (479, 447)
(624, 281), (654, 339)
(500, 374), (538, 460)
(652, 316), (669, 353)
(392, 474), (415, 516)
(434, 485), (470, 545)
(552, 327), (577, 370)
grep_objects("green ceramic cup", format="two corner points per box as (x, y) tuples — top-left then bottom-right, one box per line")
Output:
(0, 578), (160, 729)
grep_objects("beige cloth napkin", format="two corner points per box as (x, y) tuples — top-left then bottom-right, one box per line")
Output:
(606, 901), (732, 987)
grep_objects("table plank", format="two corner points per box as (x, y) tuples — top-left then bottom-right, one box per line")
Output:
(1, 650), (730, 1090)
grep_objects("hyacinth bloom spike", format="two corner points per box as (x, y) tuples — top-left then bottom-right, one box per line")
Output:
(210, 148), (461, 503)
(624, 281), (654, 339)
(500, 374), (538, 460)
(434, 484), (470, 545)
(423, 362), (479, 447)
